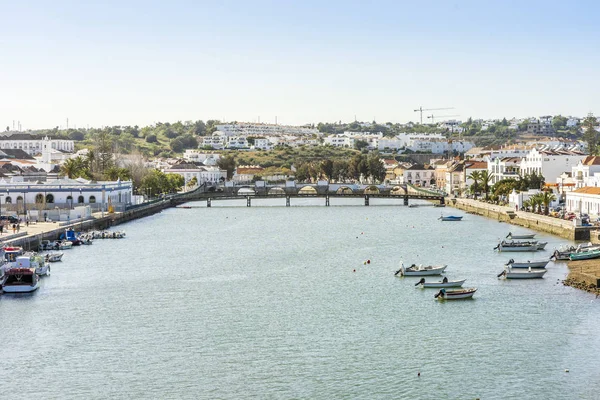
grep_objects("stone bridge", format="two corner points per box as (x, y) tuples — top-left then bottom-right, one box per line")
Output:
(172, 182), (445, 207)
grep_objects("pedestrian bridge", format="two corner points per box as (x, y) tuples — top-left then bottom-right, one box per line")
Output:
(172, 183), (445, 207)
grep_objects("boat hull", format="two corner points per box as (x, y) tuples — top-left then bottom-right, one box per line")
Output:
(508, 260), (549, 269)
(498, 245), (539, 252)
(401, 265), (447, 276)
(422, 279), (466, 288)
(439, 216), (462, 221)
(569, 250), (600, 261)
(504, 270), (547, 279)
(507, 234), (536, 240)
(2, 282), (40, 293)
(436, 288), (476, 299)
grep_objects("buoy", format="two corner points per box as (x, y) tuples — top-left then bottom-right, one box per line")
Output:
(417, 372), (420, 377)
(565, 369), (569, 373)
(353, 269), (356, 273)
(367, 260), (371, 264)
(363, 262), (366, 265)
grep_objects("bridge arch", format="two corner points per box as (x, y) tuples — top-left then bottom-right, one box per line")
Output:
(336, 186), (354, 195)
(298, 186), (317, 195)
(237, 187), (255, 196)
(364, 185), (380, 194)
(390, 185), (405, 194)
(268, 187), (285, 195)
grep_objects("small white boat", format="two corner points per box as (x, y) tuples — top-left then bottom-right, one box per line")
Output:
(415, 277), (466, 288)
(536, 242), (548, 250)
(45, 252), (64, 263)
(505, 259), (549, 269)
(494, 241), (539, 252)
(395, 263), (447, 276)
(506, 232), (536, 240)
(434, 288), (477, 300)
(1, 267), (39, 293)
(58, 241), (73, 250)
(15, 255), (50, 277)
(498, 268), (547, 279)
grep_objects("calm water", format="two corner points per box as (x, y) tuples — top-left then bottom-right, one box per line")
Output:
(2, 198), (600, 399)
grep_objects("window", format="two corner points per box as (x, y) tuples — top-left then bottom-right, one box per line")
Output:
(4, 196), (11, 204)
(35, 194), (44, 203)
(46, 194), (54, 203)
(89, 196), (96, 203)
(67, 195), (73, 204)
(78, 195), (84, 203)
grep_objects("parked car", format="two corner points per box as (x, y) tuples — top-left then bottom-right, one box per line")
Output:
(0, 215), (19, 224)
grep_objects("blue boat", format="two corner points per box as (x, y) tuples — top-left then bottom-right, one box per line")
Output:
(438, 215), (463, 221)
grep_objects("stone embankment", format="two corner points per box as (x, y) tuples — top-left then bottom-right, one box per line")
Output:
(447, 198), (600, 293)
(449, 198), (591, 240)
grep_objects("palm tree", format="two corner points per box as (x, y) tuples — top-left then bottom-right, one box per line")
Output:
(521, 199), (532, 212)
(541, 190), (557, 215)
(467, 171), (481, 197)
(479, 170), (493, 200)
(529, 193), (543, 214)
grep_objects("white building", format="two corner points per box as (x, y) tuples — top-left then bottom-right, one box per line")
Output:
(571, 156), (600, 188)
(0, 177), (133, 216)
(567, 118), (580, 128)
(183, 150), (221, 166)
(164, 163), (227, 186)
(215, 123), (319, 136)
(324, 135), (355, 148)
(199, 133), (226, 150)
(566, 187), (600, 216)
(0, 134), (75, 156)
(403, 164), (435, 187)
(487, 157), (522, 185)
(520, 148), (586, 184)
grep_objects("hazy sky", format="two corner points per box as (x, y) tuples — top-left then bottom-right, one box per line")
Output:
(1, 0), (599, 130)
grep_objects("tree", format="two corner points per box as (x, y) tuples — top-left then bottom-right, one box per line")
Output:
(295, 163), (310, 182)
(467, 171), (481, 195)
(332, 160), (348, 182)
(320, 159), (334, 181)
(217, 155), (236, 180)
(145, 134), (158, 143)
(68, 130), (85, 141)
(552, 115), (568, 131)
(479, 170), (493, 200)
(541, 190), (557, 215)
(366, 153), (386, 183)
(583, 113), (598, 155)
(92, 130), (114, 175)
(170, 137), (184, 153)
(60, 157), (88, 178)
(355, 140), (369, 151)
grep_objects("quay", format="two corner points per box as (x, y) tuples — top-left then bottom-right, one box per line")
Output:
(0, 199), (169, 251)
(447, 198), (600, 292)
(448, 198), (594, 241)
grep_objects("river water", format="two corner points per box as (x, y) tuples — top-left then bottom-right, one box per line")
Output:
(1, 198), (600, 399)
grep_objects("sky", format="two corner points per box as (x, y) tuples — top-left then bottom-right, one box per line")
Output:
(1, 0), (599, 130)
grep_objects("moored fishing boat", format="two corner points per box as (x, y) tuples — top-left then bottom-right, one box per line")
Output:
(505, 259), (549, 269)
(1, 267), (39, 293)
(569, 249), (600, 261)
(434, 287), (477, 300)
(395, 263), (447, 276)
(494, 241), (539, 252)
(44, 252), (64, 263)
(438, 215), (462, 221)
(506, 232), (536, 240)
(58, 240), (73, 250)
(498, 268), (547, 279)
(415, 277), (465, 288)
(536, 242), (548, 250)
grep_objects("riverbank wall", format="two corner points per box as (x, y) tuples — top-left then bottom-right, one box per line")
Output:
(3, 199), (170, 252)
(448, 198), (592, 241)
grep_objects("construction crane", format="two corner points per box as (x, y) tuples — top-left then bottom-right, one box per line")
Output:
(413, 107), (454, 124)
(427, 114), (459, 123)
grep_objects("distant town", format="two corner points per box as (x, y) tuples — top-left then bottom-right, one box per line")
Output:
(0, 113), (599, 222)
